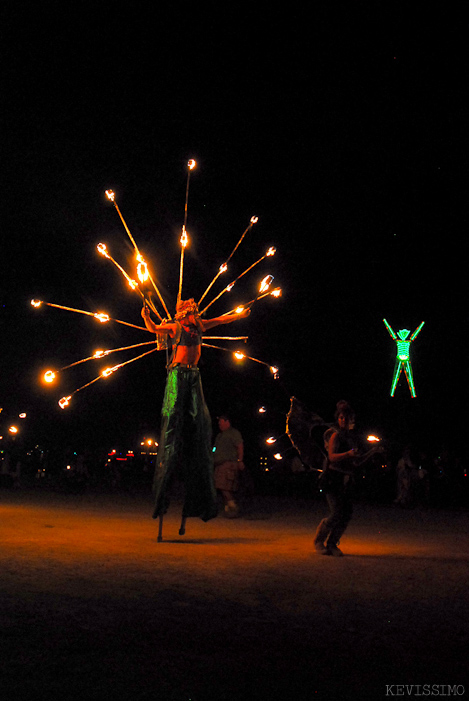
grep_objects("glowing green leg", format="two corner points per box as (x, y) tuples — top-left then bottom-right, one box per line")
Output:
(390, 360), (403, 397)
(403, 360), (416, 398)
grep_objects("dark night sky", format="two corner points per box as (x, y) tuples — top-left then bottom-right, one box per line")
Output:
(1, 5), (467, 454)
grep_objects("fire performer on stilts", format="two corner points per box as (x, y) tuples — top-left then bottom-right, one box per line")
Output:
(141, 298), (250, 538)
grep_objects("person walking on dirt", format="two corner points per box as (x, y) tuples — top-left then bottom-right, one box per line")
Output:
(213, 415), (245, 517)
(314, 400), (358, 557)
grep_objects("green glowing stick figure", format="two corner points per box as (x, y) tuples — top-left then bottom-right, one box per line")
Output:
(383, 319), (425, 398)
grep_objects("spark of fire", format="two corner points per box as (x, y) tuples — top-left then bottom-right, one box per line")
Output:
(44, 371), (56, 383)
(259, 275), (274, 294)
(94, 313), (110, 323)
(102, 366), (119, 378)
(137, 260), (149, 284)
(97, 243), (110, 259)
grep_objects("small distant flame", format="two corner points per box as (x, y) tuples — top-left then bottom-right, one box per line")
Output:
(94, 313), (110, 323)
(266, 437), (276, 444)
(9, 426), (18, 434)
(188, 159), (196, 170)
(234, 351), (245, 361)
(250, 216), (258, 224)
(270, 366), (279, 378)
(180, 227), (188, 248)
(271, 288), (282, 298)
(266, 247), (276, 257)
(31, 299), (42, 308)
(97, 243), (110, 258)
(235, 306), (245, 314)
(44, 370), (56, 383)
(137, 261), (149, 283)
(105, 190), (115, 202)
(219, 263), (228, 273)
(259, 275), (274, 294)
(59, 396), (71, 409)
(367, 435), (381, 443)
(102, 366), (119, 378)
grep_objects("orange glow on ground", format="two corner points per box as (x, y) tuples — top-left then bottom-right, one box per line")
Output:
(1, 491), (467, 699)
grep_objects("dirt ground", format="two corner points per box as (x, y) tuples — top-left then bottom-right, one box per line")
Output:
(0, 488), (468, 701)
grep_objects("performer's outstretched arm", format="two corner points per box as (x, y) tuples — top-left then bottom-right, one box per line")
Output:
(203, 308), (251, 330)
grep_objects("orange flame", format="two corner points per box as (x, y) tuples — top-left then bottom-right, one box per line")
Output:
(44, 370), (56, 383)
(137, 261), (149, 283)
(259, 275), (274, 294)
(94, 313), (110, 323)
(101, 365), (119, 378)
(97, 243), (110, 258)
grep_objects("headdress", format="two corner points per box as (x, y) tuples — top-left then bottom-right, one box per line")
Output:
(174, 298), (200, 320)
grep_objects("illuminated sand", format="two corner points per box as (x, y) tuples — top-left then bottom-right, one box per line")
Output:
(1, 491), (468, 700)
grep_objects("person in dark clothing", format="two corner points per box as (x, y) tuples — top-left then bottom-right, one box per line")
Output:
(314, 400), (358, 557)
